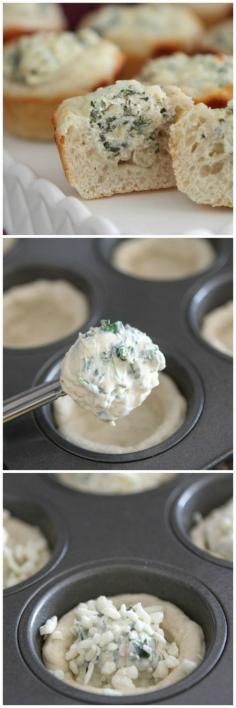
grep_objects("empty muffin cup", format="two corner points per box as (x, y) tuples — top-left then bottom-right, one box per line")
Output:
(3, 274), (90, 349)
(189, 273), (233, 358)
(4, 496), (68, 593)
(35, 350), (204, 463)
(171, 473), (233, 568)
(109, 238), (216, 281)
(18, 559), (227, 704)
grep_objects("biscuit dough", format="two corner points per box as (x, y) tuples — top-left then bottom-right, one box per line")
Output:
(201, 300), (233, 355)
(3, 238), (16, 253)
(54, 372), (187, 454)
(41, 593), (205, 695)
(191, 498), (233, 561)
(3, 279), (89, 348)
(56, 472), (176, 494)
(112, 238), (215, 280)
(4, 510), (50, 588)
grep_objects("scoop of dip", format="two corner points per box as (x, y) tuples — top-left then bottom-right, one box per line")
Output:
(40, 593), (205, 695)
(56, 472), (176, 494)
(4, 509), (50, 588)
(191, 498), (233, 561)
(60, 320), (166, 422)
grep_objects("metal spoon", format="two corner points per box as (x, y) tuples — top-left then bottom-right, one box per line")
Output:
(3, 379), (64, 424)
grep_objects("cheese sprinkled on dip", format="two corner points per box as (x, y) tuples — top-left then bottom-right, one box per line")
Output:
(191, 498), (233, 561)
(60, 320), (166, 422)
(41, 593), (205, 694)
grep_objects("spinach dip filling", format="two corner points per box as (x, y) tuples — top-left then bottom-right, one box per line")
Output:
(88, 81), (175, 166)
(60, 320), (166, 423)
(191, 498), (233, 561)
(40, 593), (205, 695)
(4, 510), (50, 588)
(4, 29), (105, 86)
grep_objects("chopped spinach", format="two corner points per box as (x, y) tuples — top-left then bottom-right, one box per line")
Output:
(100, 320), (120, 333)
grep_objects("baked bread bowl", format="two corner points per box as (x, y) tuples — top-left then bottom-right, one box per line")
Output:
(79, 3), (204, 77)
(201, 19), (233, 55)
(3, 30), (125, 140)
(139, 52), (233, 108)
(189, 3), (232, 26)
(3, 2), (66, 43)
(53, 79), (192, 199)
(169, 100), (233, 207)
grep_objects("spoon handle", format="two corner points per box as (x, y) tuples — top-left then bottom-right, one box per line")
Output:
(3, 380), (64, 424)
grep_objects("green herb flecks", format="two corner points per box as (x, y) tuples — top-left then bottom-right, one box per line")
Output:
(100, 319), (121, 333)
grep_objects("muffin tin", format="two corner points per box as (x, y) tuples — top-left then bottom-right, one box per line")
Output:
(3, 237), (233, 470)
(3, 472), (232, 705)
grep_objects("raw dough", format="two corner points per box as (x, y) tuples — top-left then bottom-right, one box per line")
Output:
(4, 509), (50, 588)
(41, 592), (205, 695)
(3, 279), (89, 348)
(54, 372), (187, 454)
(201, 300), (233, 356)
(112, 238), (215, 280)
(56, 472), (176, 494)
(3, 238), (16, 253)
(61, 320), (165, 422)
(191, 498), (233, 561)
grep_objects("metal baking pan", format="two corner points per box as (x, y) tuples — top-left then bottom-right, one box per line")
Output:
(3, 237), (233, 470)
(3, 472), (233, 705)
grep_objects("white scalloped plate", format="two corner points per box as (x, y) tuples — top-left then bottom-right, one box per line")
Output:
(4, 134), (233, 236)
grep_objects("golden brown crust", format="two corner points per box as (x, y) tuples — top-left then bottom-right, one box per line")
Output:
(4, 51), (125, 140)
(195, 84), (233, 108)
(3, 24), (67, 43)
(118, 41), (204, 78)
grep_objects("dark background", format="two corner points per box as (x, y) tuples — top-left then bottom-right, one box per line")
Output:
(62, 3), (101, 28)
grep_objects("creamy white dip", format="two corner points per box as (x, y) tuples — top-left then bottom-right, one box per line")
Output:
(4, 29), (102, 86)
(55, 372), (186, 454)
(3, 279), (89, 348)
(60, 320), (166, 423)
(56, 473), (176, 494)
(201, 301), (233, 356)
(191, 498), (233, 561)
(112, 238), (215, 280)
(3, 509), (50, 588)
(41, 593), (205, 695)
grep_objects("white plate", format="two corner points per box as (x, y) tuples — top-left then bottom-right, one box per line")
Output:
(4, 134), (233, 236)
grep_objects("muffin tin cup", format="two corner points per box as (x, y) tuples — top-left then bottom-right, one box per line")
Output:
(170, 473), (233, 569)
(4, 472), (232, 705)
(3, 238), (233, 470)
(34, 349), (204, 464)
(4, 494), (68, 596)
(188, 272), (233, 361)
(18, 559), (227, 705)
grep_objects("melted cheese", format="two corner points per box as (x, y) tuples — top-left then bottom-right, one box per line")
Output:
(4, 29), (106, 86)
(140, 53), (233, 101)
(83, 4), (203, 55)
